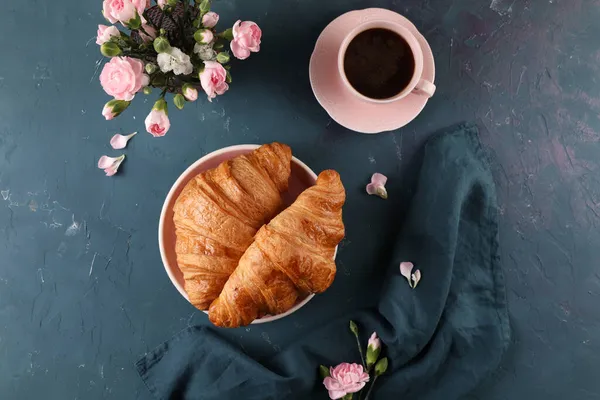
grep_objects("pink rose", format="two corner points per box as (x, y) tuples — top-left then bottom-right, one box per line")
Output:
(139, 24), (157, 43)
(157, 0), (167, 9)
(96, 24), (120, 45)
(199, 61), (229, 101)
(323, 363), (369, 400)
(230, 20), (261, 60)
(102, 0), (137, 25)
(99, 57), (149, 101)
(131, 0), (149, 14)
(145, 99), (170, 137)
(202, 12), (219, 28)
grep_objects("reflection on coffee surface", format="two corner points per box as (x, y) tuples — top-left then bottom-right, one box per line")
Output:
(343, 28), (415, 99)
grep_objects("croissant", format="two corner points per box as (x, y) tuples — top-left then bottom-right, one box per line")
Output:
(208, 170), (346, 328)
(173, 143), (292, 310)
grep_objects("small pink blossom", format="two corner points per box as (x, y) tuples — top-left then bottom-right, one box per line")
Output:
(96, 24), (120, 45)
(156, 0), (167, 9)
(230, 20), (261, 60)
(199, 61), (229, 101)
(145, 100), (170, 137)
(368, 332), (380, 351)
(183, 85), (198, 102)
(98, 154), (125, 176)
(195, 29), (214, 44)
(400, 261), (421, 289)
(202, 12), (219, 28)
(131, 0), (149, 14)
(366, 173), (388, 199)
(138, 24), (157, 43)
(110, 132), (137, 149)
(102, 0), (138, 25)
(99, 57), (149, 101)
(323, 363), (369, 400)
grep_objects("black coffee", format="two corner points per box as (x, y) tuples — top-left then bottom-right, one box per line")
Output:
(343, 28), (415, 100)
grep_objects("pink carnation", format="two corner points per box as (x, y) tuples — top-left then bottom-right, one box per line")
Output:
(323, 363), (369, 400)
(230, 20), (261, 60)
(145, 108), (170, 137)
(102, 0), (137, 25)
(199, 61), (229, 101)
(96, 24), (120, 45)
(99, 57), (149, 101)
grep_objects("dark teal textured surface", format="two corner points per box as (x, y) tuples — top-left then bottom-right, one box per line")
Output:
(2, 1), (600, 399)
(136, 125), (510, 399)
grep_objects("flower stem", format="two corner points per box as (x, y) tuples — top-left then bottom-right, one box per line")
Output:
(354, 334), (367, 370)
(364, 376), (378, 400)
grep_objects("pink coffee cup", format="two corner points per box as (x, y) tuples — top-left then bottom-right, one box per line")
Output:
(337, 20), (436, 103)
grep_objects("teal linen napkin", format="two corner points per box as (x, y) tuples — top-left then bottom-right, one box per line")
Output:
(136, 124), (510, 399)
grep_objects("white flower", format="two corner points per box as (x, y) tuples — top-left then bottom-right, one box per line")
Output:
(157, 47), (193, 75)
(193, 43), (216, 61)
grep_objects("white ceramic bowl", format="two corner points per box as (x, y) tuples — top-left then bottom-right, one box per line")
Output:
(159, 144), (331, 324)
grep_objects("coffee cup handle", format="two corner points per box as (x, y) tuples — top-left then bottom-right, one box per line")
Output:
(413, 79), (436, 98)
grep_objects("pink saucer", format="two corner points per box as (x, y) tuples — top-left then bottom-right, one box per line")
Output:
(309, 8), (436, 134)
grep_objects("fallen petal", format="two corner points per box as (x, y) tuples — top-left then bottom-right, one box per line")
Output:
(110, 132), (137, 149)
(366, 173), (389, 199)
(400, 262), (414, 280)
(411, 270), (422, 288)
(371, 172), (387, 186)
(98, 154), (125, 176)
(98, 155), (117, 169)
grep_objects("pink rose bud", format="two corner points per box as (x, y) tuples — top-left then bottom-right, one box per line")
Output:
(194, 29), (214, 44)
(145, 99), (170, 137)
(139, 24), (157, 43)
(157, 0), (167, 9)
(199, 61), (229, 101)
(202, 11), (219, 28)
(182, 84), (198, 102)
(230, 20), (262, 60)
(99, 57), (149, 101)
(323, 363), (369, 400)
(110, 132), (137, 149)
(366, 173), (388, 199)
(97, 154), (125, 176)
(102, 99), (130, 120)
(96, 24), (120, 45)
(102, 0), (142, 27)
(368, 332), (381, 351)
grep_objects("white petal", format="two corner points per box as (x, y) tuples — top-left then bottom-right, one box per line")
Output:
(411, 270), (422, 288)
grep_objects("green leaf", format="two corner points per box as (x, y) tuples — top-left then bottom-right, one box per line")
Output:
(349, 321), (358, 336)
(318, 365), (330, 379)
(225, 70), (232, 83)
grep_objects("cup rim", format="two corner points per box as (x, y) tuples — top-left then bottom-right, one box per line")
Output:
(158, 144), (333, 324)
(337, 19), (424, 104)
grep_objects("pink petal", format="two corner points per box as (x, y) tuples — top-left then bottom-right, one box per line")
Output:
(110, 132), (137, 149)
(412, 269), (422, 288)
(371, 172), (387, 186)
(328, 390), (348, 400)
(98, 154), (125, 176)
(104, 167), (118, 176)
(98, 155), (117, 169)
(366, 173), (388, 199)
(400, 262), (414, 280)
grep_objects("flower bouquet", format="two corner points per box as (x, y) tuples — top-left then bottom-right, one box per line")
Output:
(97, 0), (261, 140)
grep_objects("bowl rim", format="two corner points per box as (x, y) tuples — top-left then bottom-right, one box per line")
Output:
(158, 144), (325, 324)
